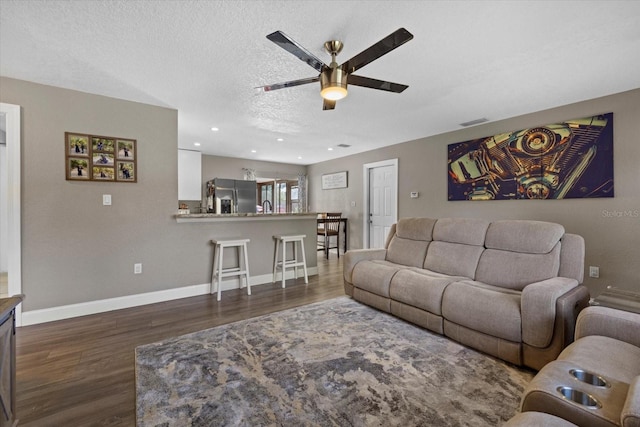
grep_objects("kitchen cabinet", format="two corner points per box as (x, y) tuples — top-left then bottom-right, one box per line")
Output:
(178, 149), (202, 201)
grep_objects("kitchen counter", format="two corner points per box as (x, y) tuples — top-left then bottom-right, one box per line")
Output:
(171, 213), (318, 293)
(175, 212), (317, 223)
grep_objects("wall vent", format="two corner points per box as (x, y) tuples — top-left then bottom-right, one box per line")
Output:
(460, 118), (489, 127)
(337, 144), (351, 148)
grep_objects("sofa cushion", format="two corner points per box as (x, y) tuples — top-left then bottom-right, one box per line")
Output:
(386, 237), (430, 268)
(351, 260), (405, 298)
(424, 218), (488, 278)
(432, 217), (490, 246)
(386, 218), (436, 267)
(558, 335), (640, 383)
(425, 241), (484, 279)
(485, 220), (565, 253)
(475, 243), (561, 290)
(622, 376), (640, 427)
(559, 233), (585, 283)
(389, 269), (460, 315)
(442, 280), (522, 342)
(396, 217), (436, 240)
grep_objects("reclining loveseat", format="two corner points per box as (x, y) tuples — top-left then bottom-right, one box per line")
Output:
(515, 305), (640, 427)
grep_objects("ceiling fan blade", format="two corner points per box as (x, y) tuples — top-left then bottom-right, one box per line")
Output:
(341, 28), (413, 74)
(257, 76), (320, 92)
(267, 31), (327, 72)
(348, 75), (408, 93)
(323, 99), (336, 110)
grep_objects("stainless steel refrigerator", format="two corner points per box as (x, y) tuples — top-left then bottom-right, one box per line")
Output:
(206, 178), (257, 213)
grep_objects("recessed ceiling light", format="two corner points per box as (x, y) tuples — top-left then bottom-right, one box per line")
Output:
(328, 147), (334, 151)
(276, 138), (284, 142)
(211, 127), (219, 132)
(251, 150), (257, 153)
(194, 142), (201, 146)
(298, 156), (302, 160)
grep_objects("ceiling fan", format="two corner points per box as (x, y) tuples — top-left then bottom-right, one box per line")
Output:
(259, 28), (414, 110)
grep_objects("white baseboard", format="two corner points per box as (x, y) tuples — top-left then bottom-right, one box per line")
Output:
(21, 267), (317, 326)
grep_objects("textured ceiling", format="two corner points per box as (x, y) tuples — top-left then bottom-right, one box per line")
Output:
(1, 1), (639, 165)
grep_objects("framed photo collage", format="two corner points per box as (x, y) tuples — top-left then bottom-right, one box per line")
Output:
(65, 132), (137, 183)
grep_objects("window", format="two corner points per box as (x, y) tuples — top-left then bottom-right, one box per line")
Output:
(258, 179), (299, 213)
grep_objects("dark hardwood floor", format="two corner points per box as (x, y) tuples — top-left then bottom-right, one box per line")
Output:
(15, 255), (345, 426)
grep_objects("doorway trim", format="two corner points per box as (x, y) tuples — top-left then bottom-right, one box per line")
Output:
(362, 158), (398, 249)
(1, 103), (22, 325)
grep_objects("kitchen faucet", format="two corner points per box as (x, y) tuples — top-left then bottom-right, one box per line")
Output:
(262, 199), (272, 214)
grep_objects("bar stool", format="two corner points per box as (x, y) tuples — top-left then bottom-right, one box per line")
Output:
(272, 234), (308, 288)
(210, 238), (251, 301)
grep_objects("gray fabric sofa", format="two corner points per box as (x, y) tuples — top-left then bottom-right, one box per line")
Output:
(519, 306), (640, 427)
(343, 217), (590, 370)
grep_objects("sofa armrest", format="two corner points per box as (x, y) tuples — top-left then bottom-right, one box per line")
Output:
(622, 376), (640, 427)
(521, 277), (578, 348)
(575, 305), (640, 347)
(343, 249), (387, 284)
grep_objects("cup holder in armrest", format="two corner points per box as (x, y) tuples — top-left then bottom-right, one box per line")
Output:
(570, 369), (610, 388)
(557, 386), (602, 409)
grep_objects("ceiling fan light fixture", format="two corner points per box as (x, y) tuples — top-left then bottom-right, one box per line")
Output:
(321, 85), (347, 101)
(263, 29), (413, 109)
(320, 67), (348, 101)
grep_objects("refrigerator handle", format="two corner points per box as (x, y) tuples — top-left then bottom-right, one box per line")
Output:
(233, 188), (238, 214)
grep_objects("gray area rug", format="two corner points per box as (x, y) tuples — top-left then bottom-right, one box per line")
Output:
(136, 297), (533, 426)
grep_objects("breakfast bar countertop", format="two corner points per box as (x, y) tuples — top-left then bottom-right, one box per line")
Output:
(175, 212), (318, 223)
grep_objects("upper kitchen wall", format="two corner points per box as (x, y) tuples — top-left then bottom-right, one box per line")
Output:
(0, 77), (313, 314)
(308, 88), (640, 297)
(200, 154), (307, 203)
(201, 155), (307, 183)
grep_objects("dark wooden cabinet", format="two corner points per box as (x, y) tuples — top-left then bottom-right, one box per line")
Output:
(0, 296), (23, 427)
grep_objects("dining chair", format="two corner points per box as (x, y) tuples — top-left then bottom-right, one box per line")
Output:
(316, 213), (326, 234)
(317, 212), (341, 259)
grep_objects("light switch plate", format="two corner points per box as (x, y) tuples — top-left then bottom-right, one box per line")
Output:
(103, 194), (112, 206)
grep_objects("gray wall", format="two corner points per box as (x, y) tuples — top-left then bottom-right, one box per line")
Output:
(0, 77), (316, 312)
(202, 155), (307, 183)
(3, 75), (637, 311)
(196, 154), (308, 208)
(309, 89), (640, 297)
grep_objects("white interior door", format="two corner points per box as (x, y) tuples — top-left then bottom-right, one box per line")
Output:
(1, 140), (6, 275)
(0, 103), (22, 324)
(363, 159), (397, 249)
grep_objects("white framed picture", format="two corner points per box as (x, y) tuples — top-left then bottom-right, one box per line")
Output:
(322, 171), (348, 189)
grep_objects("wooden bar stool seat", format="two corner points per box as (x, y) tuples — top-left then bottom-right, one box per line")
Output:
(272, 234), (308, 288)
(210, 238), (251, 301)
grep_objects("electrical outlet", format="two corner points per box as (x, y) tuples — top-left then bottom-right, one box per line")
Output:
(589, 266), (599, 278)
(134, 263), (142, 274)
